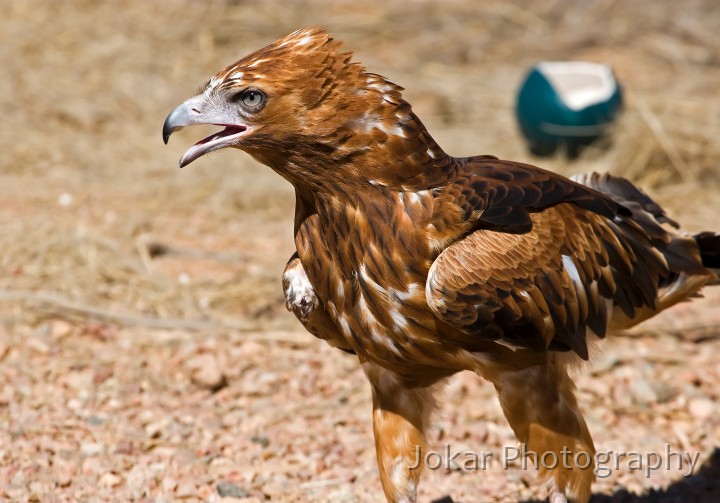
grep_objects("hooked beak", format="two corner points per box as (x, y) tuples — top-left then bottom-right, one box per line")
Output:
(162, 95), (248, 168)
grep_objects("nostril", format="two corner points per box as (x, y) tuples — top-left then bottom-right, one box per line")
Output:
(191, 108), (200, 114)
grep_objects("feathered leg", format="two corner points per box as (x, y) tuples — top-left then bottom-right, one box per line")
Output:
(490, 360), (595, 503)
(363, 363), (438, 503)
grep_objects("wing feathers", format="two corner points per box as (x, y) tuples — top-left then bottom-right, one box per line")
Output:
(426, 202), (670, 359)
(426, 171), (715, 359)
(447, 159), (630, 239)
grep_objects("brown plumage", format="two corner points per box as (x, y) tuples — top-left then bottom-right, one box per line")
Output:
(163, 28), (720, 503)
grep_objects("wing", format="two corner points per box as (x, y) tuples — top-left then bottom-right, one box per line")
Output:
(432, 158), (631, 239)
(426, 203), (669, 359)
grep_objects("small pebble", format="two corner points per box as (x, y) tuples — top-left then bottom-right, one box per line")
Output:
(50, 320), (74, 339)
(175, 481), (197, 498)
(688, 397), (714, 419)
(28, 481), (45, 501)
(193, 365), (228, 391)
(99, 472), (123, 488)
(217, 481), (248, 498)
(145, 418), (170, 439)
(261, 481), (286, 497)
(630, 377), (657, 406)
(250, 435), (270, 448)
(87, 415), (106, 426)
(189, 355), (228, 391)
(80, 442), (104, 456)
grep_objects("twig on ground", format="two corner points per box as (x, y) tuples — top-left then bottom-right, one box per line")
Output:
(625, 324), (720, 342)
(298, 478), (347, 490)
(0, 289), (309, 344)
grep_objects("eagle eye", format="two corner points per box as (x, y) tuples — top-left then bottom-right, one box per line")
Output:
(235, 89), (266, 112)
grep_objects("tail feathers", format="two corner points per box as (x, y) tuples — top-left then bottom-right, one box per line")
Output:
(573, 171), (719, 286)
(571, 172), (678, 228)
(695, 232), (720, 281)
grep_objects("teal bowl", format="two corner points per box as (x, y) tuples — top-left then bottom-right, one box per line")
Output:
(516, 62), (623, 157)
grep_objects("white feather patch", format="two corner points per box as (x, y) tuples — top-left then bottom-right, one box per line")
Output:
(562, 254), (582, 285)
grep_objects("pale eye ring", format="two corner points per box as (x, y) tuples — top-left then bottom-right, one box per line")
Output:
(237, 89), (266, 111)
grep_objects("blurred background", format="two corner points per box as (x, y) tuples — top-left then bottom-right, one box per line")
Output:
(1, 1), (719, 502)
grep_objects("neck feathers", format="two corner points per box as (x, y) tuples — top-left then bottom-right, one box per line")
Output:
(279, 75), (454, 193)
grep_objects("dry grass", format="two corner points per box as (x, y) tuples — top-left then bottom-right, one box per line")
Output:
(1, 1), (719, 502)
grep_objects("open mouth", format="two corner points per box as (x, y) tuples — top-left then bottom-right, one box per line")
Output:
(179, 125), (247, 168)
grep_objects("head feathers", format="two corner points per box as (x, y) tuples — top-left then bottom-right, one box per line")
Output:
(209, 28), (352, 106)
(168, 28), (444, 189)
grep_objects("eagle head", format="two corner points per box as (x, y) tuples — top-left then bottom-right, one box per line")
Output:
(163, 28), (409, 167)
(163, 28), (437, 189)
